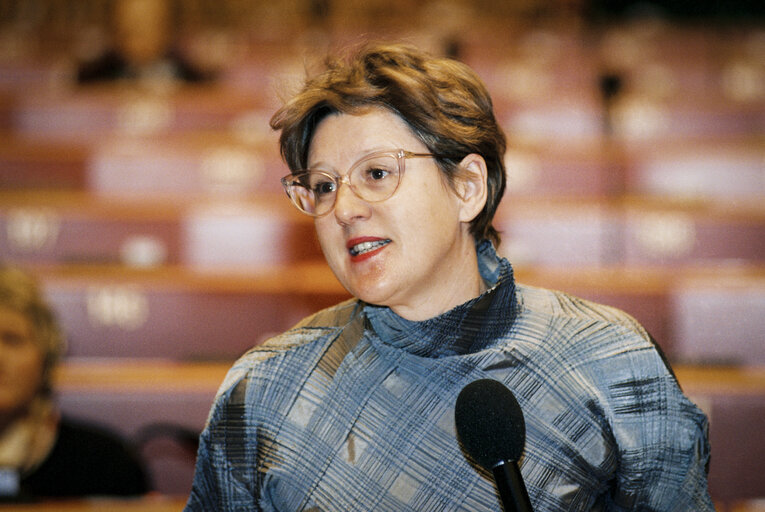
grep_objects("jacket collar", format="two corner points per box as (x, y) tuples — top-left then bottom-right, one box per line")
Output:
(364, 240), (518, 358)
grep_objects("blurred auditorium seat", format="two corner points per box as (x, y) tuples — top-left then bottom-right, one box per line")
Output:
(182, 199), (322, 267)
(516, 265), (674, 355)
(624, 139), (765, 201)
(731, 500), (765, 512)
(621, 198), (765, 265)
(495, 196), (765, 268)
(462, 27), (599, 110)
(36, 263), (349, 360)
(219, 43), (312, 100)
(677, 365), (765, 505)
(517, 264), (765, 363)
(37, 255), (765, 368)
(494, 197), (622, 267)
(0, 91), (13, 130)
(500, 141), (626, 197)
(612, 96), (761, 142)
(672, 270), (765, 365)
(0, 55), (70, 94)
(88, 132), (284, 197)
(1, 130), (286, 197)
(0, 137), (90, 189)
(597, 23), (717, 102)
(9, 85), (272, 141)
(0, 192), (323, 267)
(135, 423), (200, 497)
(0, 191), (184, 265)
(499, 97), (604, 145)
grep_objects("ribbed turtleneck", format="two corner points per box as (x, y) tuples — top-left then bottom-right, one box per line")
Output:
(364, 240), (518, 358)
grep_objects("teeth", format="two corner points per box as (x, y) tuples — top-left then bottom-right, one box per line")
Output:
(350, 239), (390, 256)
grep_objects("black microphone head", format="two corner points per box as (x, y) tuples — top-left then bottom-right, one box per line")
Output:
(454, 379), (526, 470)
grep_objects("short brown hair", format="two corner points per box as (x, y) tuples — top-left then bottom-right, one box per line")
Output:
(270, 42), (507, 246)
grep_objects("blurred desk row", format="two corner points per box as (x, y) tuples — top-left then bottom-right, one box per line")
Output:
(2, 129), (764, 200)
(3, 261), (757, 366)
(0, 496), (186, 511)
(3, 192), (764, 268)
(1, 22), (763, 142)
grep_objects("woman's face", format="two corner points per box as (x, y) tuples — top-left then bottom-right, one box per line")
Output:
(0, 306), (45, 419)
(308, 108), (485, 320)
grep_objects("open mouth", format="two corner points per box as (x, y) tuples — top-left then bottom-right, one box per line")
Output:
(349, 239), (391, 257)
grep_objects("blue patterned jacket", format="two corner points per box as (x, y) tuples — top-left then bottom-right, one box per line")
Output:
(186, 241), (713, 511)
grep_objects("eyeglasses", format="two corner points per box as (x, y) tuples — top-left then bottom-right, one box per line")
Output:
(280, 149), (438, 217)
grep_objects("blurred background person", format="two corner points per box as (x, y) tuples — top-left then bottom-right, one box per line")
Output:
(76, 0), (214, 85)
(0, 264), (149, 501)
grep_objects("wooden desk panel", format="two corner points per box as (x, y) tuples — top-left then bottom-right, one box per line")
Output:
(499, 142), (626, 198)
(0, 192), (324, 268)
(622, 198), (765, 265)
(494, 198), (622, 267)
(10, 85), (271, 141)
(37, 263), (348, 360)
(0, 137), (90, 190)
(677, 366), (765, 503)
(624, 139), (765, 202)
(612, 97), (762, 142)
(0, 192), (184, 266)
(88, 132), (284, 197)
(672, 273), (765, 365)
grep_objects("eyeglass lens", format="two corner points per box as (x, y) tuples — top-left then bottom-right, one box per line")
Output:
(285, 153), (402, 216)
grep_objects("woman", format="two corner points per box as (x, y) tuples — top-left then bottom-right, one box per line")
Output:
(186, 43), (713, 510)
(0, 265), (148, 500)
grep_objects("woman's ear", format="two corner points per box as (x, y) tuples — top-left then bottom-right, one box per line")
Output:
(455, 153), (488, 223)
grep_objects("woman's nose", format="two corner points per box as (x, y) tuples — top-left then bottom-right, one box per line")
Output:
(332, 180), (371, 225)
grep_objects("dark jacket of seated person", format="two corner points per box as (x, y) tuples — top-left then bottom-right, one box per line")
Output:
(0, 265), (149, 501)
(9, 418), (149, 500)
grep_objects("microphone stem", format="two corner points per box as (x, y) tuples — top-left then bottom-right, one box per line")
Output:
(492, 460), (533, 512)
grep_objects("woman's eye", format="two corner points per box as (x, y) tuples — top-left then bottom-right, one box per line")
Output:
(367, 167), (389, 180)
(314, 180), (336, 195)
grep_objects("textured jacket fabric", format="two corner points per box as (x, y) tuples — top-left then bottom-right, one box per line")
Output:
(186, 241), (713, 511)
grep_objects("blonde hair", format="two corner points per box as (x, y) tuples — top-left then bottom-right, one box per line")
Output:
(0, 265), (64, 396)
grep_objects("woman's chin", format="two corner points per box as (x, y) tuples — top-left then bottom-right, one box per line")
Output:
(350, 288), (389, 307)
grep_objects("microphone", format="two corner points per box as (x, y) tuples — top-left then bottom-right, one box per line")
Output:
(455, 379), (533, 512)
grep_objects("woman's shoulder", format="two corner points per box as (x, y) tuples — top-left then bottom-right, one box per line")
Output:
(515, 283), (650, 343)
(512, 283), (678, 389)
(209, 298), (363, 407)
(249, 297), (361, 357)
